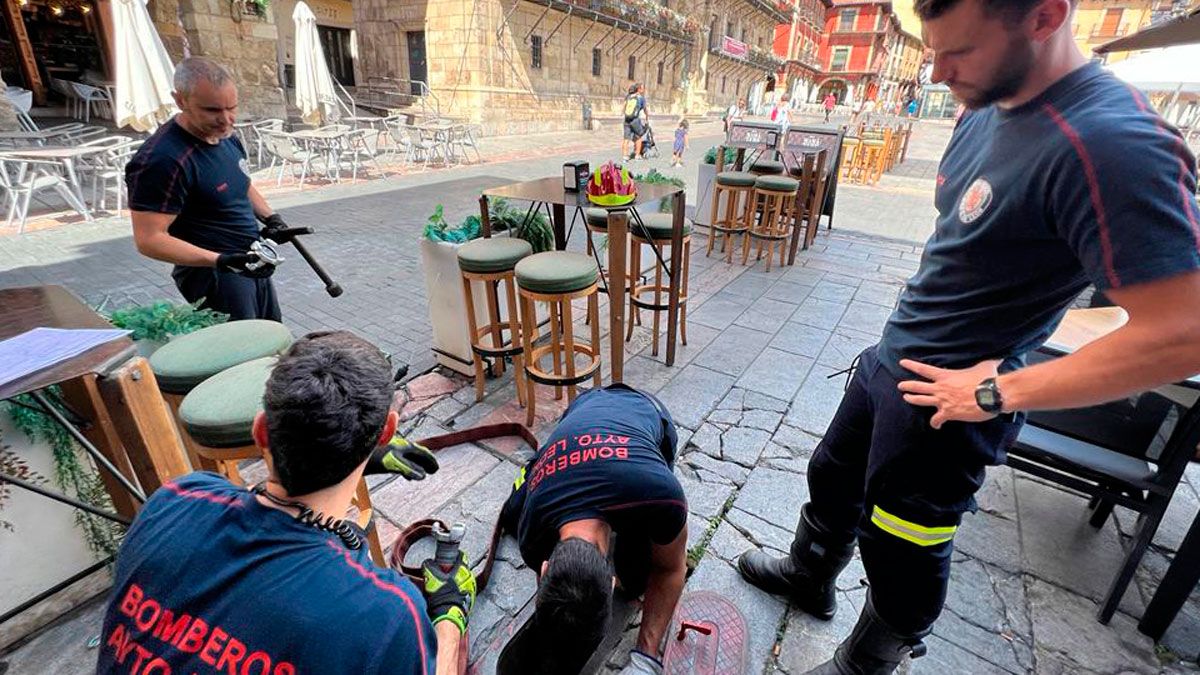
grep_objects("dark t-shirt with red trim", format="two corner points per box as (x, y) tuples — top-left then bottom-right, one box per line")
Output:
(125, 118), (260, 255)
(877, 61), (1200, 379)
(96, 472), (436, 675)
(502, 384), (687, 570)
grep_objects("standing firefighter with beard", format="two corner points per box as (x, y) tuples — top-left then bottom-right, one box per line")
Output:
(127, 57), (305, 321)
(735, 0), (1200, 672)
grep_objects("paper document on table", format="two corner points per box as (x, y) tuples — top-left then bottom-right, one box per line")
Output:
(0, 327), (131, 389)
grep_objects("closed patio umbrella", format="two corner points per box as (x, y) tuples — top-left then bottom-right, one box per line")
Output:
(112, 0), (177, 132)
(293, 1), (339, 125)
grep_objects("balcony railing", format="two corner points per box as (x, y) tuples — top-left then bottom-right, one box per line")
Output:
(709, 38), (787, 72)
(1089, 23), (1131, 38)
(524, 0), (700, 44)
(746, 0), (793, 23)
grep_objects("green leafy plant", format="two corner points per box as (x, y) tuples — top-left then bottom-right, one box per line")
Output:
(106, 300), (227, 342)
(702, 146), (738, 166)
(632, 168), (686, 213)
(6, 390), (122, 558)
(422, 204), (482, 244)
(491, 198), (554, 254)
(0, 431), (45, 532)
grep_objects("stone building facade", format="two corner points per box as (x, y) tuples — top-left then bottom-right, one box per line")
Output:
(775, 0), (831, 104)
(701, 0), (790, 113)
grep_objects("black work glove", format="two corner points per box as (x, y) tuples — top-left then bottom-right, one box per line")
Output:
(259, 213), (311, 245)
(364, 435), (439, 480)
(216, 252), (274, 279)
(422, 552), (476, 634)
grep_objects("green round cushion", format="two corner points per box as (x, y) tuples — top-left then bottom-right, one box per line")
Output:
(584, 208), (614, 228)
(635, 213), (692, 240)
(756, 175), (800, 192)
(749, 160), (785, 175)
(456, 237), (533, 273)
(716, 171), (757, 187)
(179, 356), (276, 448)
(515, 252), (599, 294)
(150, 320), (292, 395)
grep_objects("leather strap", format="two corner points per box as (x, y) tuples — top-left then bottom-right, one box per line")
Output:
(388, 423), (539, 592)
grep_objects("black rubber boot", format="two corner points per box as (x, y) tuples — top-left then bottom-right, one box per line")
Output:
(804, 593), (930, 675)
(736, 504), (854, 620)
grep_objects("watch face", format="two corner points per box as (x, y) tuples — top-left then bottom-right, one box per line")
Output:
(978, 389), (997, 408)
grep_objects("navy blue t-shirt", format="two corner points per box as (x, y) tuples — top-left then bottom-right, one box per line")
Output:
(96, 472), (436, 675)
(125, 118), (260, 255)
(502, 385), (686, 570)
(877, 62), (1200, 377)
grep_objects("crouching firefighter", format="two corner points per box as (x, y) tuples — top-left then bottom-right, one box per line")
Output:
(498, 384), (689, 674)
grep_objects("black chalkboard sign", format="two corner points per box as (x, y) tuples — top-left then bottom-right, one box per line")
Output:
(781, 125), (846, 227)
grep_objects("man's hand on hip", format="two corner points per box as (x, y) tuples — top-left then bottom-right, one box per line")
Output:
(259, 213), (311, 245)
(422, 552), (476, 635)
(897, 358), (1001, 429)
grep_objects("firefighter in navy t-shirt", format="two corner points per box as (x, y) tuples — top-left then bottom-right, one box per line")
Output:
(127, 57), (304, 321)
(96, 332), (475, 675)
(500, 384), (688, 675)
(735, 0), (1200, 672)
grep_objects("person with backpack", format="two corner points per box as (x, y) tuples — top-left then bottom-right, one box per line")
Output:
(621, 82), (649, 161)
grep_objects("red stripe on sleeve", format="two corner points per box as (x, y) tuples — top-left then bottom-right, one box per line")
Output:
(159, 145), (198, 213)
(324, 540), (430, 675)
(1123, 84), (1200, 256)
(162, 479), (245, 507)
(1043, 103), (1121, 288)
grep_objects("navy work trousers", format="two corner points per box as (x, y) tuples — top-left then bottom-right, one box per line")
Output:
(806, 345), (1022, 634)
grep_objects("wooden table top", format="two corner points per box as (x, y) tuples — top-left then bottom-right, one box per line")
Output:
(483, 176), (683, 210)
(1044, 307), (1200, 389)
(0, 286), (134, 400)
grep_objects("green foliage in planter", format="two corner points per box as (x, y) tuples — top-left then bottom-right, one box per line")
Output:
(632, 169), (686, 213)
(422, 204), (481, 244)
(6, 389), (122, 558)
(0, 430), (45, 532)
(702, 146), (738, 166)
(490, 198), (554, 254)
(106, 299), (227, 342)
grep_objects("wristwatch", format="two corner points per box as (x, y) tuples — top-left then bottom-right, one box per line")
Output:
(974, 378), (1004, 414)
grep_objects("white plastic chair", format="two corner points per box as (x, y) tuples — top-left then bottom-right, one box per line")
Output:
(259, 130), (321, 188)
(248, 119), (284, 166)
(91, 141), (143, 213)
(71, 82), (112, 122)
(381, 116), (414, 164)
(0, 155), (92, 232)
(335, 128), (385, 181)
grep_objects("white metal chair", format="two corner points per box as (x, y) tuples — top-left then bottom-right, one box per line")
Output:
(49, 78), (80, 118)
(448, 124), (483, 163)
(381, 116), (414, 164)
(90, 141), (143, 213)
(259, 130), (321, 188)
(334, 128), (386, 181)
(0, 155), (93, 232)
(71, 82), (113, 122)
(403, 123), (440, 169)
(248, 119), (284, 166)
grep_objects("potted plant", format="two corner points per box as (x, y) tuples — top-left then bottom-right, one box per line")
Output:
(105, 299), (228, 357)
(420, 202), (553, 376)
(632, 169), (686, 213)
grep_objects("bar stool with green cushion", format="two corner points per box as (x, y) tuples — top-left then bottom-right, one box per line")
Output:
(456, 237), (533, 404)
(178, 356), (386, 566)
(708, 171), (757, 263)
(150, 319), (292, 472)
(746, 174), (800, 272)
(749, 159), (785, 175)
(626, 213), (691, 358)
(582, 207), (639, 309)
(514, 251), (601, 426)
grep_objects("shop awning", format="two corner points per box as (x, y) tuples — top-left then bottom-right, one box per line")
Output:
(1095, 7), (1200, 53)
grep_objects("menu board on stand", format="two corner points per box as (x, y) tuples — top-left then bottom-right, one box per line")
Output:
(781, 125), (846, 228)
(721, 118), (782, 172)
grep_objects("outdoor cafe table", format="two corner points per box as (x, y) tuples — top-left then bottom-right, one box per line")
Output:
(0, 145), (108, 217)
(0, 126), (83, 146)
(479, 177), (687, 381)
(1041, 307), (1200, 640)
(290, 128), (353, 180)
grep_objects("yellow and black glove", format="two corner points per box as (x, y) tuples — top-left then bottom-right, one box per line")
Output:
(422, 552), (476, 634)
(365, 436), (439, 480)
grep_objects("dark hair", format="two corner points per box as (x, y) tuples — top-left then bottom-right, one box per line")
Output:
(914, 0), (1044, 23)
(536, 538), (613, 655)
(628, 83), (639, 94)
(679, 119), (689, 129)
(263, 331), (394, 495)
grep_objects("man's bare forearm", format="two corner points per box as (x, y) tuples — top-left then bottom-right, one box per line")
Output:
(136, 231), (220, 267)
(434, 622), (463, 675)
(636, 562), (686, 656)
(1000, 319), (1200, 413)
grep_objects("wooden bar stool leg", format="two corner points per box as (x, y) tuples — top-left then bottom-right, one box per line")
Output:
(164, 394), (220, 472)
(651, 244), (664, 357)
(589, 293), (602, 388)
(352, 478), (386, 567)
(561, 296), (577, 402)
(548, 300), (563, 400)
(504, 277), (526, 408)
(521, 294), (537, 426)
(707, 187), (721, 257)
(742, 192), (757, 266)
(626, 241), (640, 342)
(724, 189), (739, 264)
(484, 280), (504, 377)
(461, 276), (487, 402)
(680, 240), (690, 346)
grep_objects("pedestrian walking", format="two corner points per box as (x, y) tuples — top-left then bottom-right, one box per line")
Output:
(621, 82), (649, 161)
(823, 92), (836, 122)
(671, 118), (689, 167)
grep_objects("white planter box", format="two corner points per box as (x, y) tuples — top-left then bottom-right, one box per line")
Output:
(694, 162), (718, 226)
(422, 238), (490, 377)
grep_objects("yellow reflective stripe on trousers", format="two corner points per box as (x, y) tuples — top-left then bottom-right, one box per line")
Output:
(870, 506), (957, 547)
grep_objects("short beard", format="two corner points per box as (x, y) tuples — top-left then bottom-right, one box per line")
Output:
(960, 34), (1035, 109)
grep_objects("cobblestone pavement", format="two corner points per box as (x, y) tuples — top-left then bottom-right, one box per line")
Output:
(6, 118), (1200, 674)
